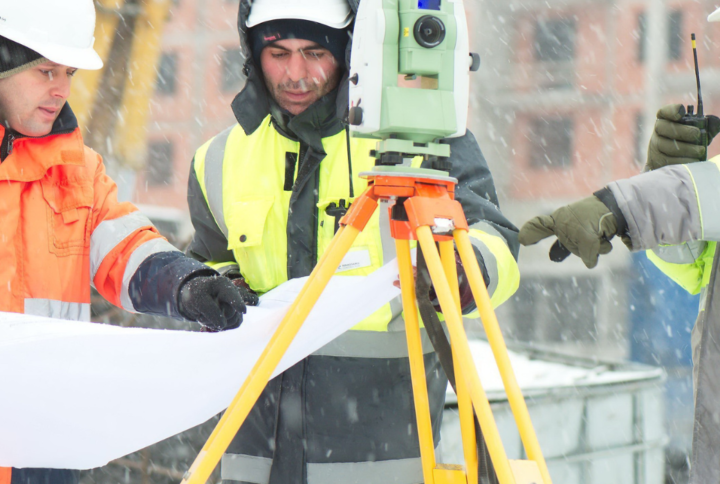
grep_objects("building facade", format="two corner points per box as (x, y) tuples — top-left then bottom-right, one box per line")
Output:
(133, 0), (244, 242)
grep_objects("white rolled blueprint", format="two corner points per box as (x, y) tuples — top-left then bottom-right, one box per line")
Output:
(0, 260), (401, 470)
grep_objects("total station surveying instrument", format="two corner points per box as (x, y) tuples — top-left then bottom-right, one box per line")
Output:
(181, 1), (552, 483)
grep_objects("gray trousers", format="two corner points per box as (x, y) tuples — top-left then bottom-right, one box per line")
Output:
(689, 295), (720, 483)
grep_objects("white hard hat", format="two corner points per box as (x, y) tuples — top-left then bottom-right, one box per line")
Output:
(0, 0), (103, 70)
(247, 0), (354, 29)
(709, 7), (720, 22)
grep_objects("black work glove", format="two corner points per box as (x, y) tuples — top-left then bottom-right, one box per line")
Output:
(178, 276), (247, 331)
(519, 190), (630, 269)
(646, 104), (720, 171)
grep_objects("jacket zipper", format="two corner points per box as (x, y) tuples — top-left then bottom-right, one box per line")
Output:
(1, 132), (16, 161)
(6, 133), (14, 156)
(298, 143), (307, 173)
(312, 157), (320, 265)
(296, 142), (320, 265)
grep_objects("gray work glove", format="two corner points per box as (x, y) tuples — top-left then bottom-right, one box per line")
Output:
(646, 104), (720, 171)
(519, 193), (630, 269)
(178, 276), (247, 331)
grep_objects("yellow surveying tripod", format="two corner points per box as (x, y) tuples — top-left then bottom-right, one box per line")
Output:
(180, 165), (552, 484)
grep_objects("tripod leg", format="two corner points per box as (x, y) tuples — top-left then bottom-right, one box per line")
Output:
(396, 239), (437, 484)
(439, 242), (461, 309)
(196, 225), (352, 457)
(454, 230), (552, 484)
(181, 225), (363, 484)
(416, 227), (516, 484)
(438, 241), (479, 484)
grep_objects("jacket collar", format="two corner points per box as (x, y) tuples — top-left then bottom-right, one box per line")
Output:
(0, 103), (85, 182)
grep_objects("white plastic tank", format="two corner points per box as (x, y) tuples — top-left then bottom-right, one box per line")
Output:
(440, 340), (667, 484)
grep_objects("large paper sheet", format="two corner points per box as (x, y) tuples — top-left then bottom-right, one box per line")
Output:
(0, 260), (400, 469)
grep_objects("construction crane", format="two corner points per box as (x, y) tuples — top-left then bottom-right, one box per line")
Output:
(69, 0), (173, 175)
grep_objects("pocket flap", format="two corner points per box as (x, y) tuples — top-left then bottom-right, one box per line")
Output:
(40, 175), (93, 214)
(227, 198), (274, 249)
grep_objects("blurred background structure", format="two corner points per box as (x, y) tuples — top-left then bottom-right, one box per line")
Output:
(467, 1), (718, 481)
(72, 0), (720, 482)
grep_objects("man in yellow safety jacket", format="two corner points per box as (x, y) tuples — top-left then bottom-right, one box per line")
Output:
(185, 0), (521, 482)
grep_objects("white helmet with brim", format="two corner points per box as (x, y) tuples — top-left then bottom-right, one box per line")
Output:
(246, 0), (354, 29)
(0, 0), (103, 70)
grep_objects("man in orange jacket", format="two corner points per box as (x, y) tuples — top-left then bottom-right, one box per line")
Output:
(0, 1), (250, 483)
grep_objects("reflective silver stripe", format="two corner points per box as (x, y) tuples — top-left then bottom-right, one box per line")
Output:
(221, 454), (271, 484)
(312, 328), (434, 358)
(651, 241), (707, 264)
(221, 454), (425, 484)
(700, 286), (709, 312)
(467, 222), (500, 298)
(204, 126), (234, 238)
(90, 211), (155, 281)
(24, 299), (91, 322)
(120, 238), (181, 312)
(307, 457), (424, 484)
(379, 199), (403, 320)
(688, 162), (720, 240)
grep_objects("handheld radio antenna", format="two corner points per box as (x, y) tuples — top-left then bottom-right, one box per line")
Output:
(692, 33), (704, 116)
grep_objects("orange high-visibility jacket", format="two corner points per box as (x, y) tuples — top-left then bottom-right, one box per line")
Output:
(0, 106), (214, 484)
(0, 119), (168, 317)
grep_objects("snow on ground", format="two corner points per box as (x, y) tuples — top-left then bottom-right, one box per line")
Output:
(447, 339), (664, 404)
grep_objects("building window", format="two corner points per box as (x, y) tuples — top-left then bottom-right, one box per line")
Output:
(636, 12), (647, 62)
(156, 52), (178, 95)
(221, 47), (245, 93)
(668, 10), (683, 61)
(637, 11), (683, 63)
(146, 140), (174, 186)
(529, 116), (574, 168)
(533, 18), (577, 62)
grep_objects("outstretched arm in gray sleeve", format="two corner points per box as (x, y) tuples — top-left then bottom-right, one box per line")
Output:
(607, 160), (720, 251)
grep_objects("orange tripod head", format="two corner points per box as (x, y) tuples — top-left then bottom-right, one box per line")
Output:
(339, 167), (469, 242)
